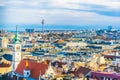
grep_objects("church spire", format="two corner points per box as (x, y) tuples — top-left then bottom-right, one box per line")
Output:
(14, 25), (20, 44)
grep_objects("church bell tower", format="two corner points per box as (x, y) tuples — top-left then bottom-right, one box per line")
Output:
(12, 26), (21, 71)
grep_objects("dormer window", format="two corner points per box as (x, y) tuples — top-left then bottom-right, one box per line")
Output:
(24, 70), (31, 78)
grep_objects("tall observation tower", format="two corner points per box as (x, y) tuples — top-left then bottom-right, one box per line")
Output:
(41, 19), (44, 33)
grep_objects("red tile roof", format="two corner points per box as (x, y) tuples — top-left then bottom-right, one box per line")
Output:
(41, 60), (50, 65)
(15, 59), (49, 79)
(0, 62), (11, 67)
(73, 67), (91, 78)
(52, 61), (66, 68)
(103, 55), (115, 58)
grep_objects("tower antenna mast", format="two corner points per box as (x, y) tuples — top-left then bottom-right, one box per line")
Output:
(41, 19), (44, 33)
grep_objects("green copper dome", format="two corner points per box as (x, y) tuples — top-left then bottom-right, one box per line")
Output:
(14, 29), (20, 44)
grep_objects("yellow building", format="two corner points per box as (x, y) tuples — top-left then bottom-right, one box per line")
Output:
(0, 64), (12, 74)
(0, 37), (9, 48)
(0, 58), (12, 74)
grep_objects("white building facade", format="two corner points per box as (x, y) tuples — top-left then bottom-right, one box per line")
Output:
(12, 30), (21, 71)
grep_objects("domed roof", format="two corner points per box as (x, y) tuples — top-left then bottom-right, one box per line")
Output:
(14, 32), (20, 44)
(14, 26), (20, 44)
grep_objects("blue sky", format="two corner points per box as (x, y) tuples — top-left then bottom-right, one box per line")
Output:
(0, 0), (120, 26)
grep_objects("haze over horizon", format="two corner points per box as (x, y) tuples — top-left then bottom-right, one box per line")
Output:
(0, 0), (120, 27)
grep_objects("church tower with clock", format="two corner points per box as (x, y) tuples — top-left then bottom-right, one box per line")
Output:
(12, 27), (21, 71)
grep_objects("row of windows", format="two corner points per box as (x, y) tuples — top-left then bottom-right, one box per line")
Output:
(94, 76), (118, 80)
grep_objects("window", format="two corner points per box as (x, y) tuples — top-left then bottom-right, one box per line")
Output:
(101, 76), (105, 80)
(107, 77), (111, 80)
(16, 46), (20, 51)
(113, 78), (118, 80)
(27, 72), (29, 75)
(13, 64), (15, 69)
(94, 76), (99, 80)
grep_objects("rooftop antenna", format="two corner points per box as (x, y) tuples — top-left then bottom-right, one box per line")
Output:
(41, 19), (44, 33)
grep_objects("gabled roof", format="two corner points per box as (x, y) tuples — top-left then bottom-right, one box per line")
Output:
(52, 61), (66, 68)
(41, 60), (50, 65)
(15, 59), (49, 79)
(73, 67), (91, 77)
(103, 55), (115, 58)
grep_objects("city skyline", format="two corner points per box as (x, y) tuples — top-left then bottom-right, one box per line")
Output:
(0, 0), (120, 26)
(1, 1), (120, 79)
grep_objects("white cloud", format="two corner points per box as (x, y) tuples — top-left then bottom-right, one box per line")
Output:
(5, 0), (120, 10)
(0, 0), (5, 6)
(3, 0), (120, 25)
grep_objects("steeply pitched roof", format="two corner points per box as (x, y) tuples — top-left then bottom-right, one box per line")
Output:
(15, 59), (49, 79)
(73, 67), (91, 78)
(41, 60), (50, 65)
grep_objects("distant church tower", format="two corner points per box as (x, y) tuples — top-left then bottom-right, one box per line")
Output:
(12, 27), (21, 71)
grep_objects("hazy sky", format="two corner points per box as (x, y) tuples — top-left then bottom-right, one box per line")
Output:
(0, 0), (120, 25)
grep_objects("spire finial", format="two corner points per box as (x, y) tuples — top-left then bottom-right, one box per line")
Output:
(14, 25), (20, 44)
